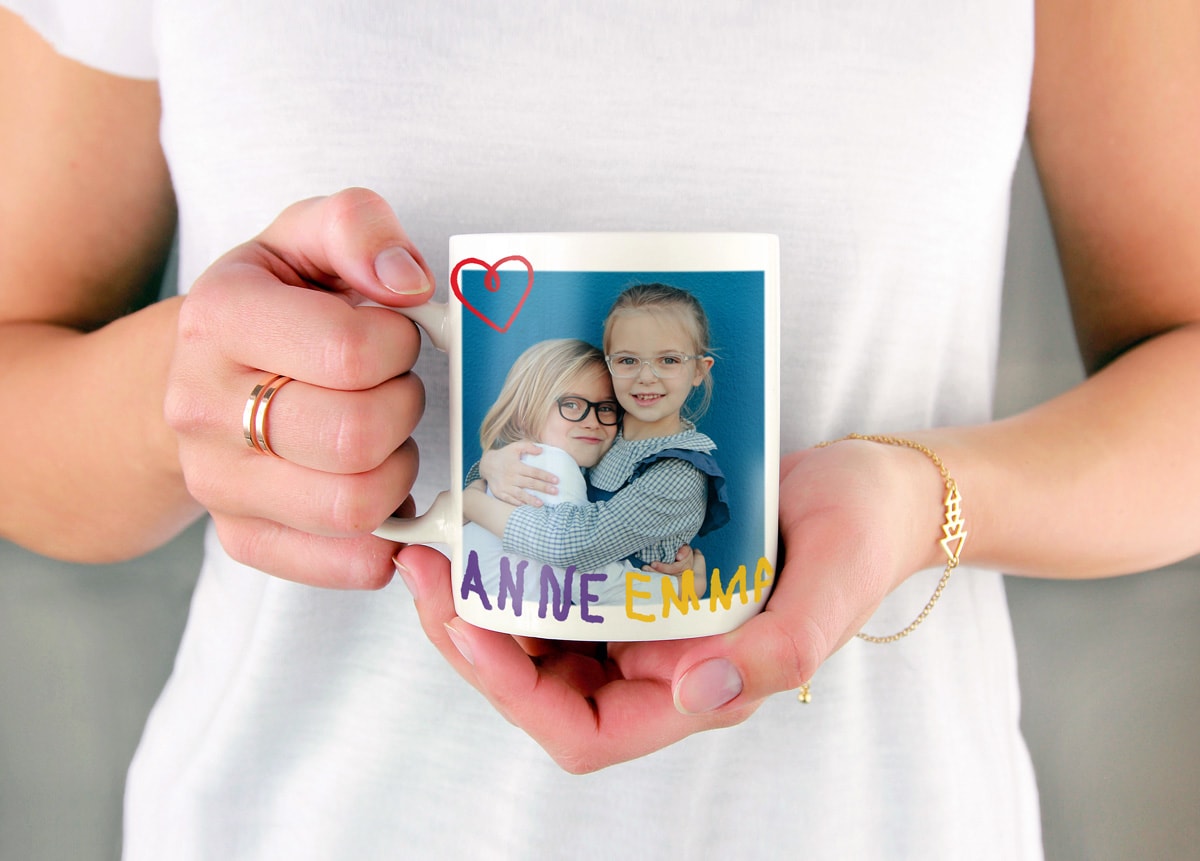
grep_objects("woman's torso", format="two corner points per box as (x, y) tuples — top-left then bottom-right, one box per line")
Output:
(95, 2), (1045, 858)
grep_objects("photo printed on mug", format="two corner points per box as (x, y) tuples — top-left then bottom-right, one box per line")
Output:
(450, 233), (780, 641)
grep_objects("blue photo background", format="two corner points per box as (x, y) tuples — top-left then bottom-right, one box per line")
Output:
(460, 268), (767, 587)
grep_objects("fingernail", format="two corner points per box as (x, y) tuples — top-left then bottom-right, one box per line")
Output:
(394, 559), (417, 599)
(374, 247), (431, 295)
(674, 658), (743, 714)
(444, 621), (475, 666)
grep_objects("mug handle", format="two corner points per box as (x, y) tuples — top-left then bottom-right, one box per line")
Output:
(373, 489), (456, 545)
(372, 300), (455, 544)
(393, 300), (451, 353)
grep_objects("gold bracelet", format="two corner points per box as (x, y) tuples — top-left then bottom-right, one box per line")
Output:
(816, 433), (968, 645)
(794, 434), (967, 704)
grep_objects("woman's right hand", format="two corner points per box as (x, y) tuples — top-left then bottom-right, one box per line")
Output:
(397, 436), (945, 772)
(479, 442), (558, 506)
(165, 188), (435, 588)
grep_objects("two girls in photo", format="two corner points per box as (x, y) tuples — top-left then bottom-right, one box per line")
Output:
(463, 283), (729, 606)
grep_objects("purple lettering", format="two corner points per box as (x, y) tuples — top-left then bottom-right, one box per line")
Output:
(497, 557), (526, 615)
(461, 550), (492, 610)
(579, 572), (607, 624)
(538, 565), (575, 621)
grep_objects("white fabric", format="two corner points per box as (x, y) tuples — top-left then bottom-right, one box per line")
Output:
(5, 0), (155, 78)
(8, 2), (1044, 858)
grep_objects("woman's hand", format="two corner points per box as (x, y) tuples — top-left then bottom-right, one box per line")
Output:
(165, 188), (435, 588)
(396, 438), (943, 771)
(479, 442), (558, 505)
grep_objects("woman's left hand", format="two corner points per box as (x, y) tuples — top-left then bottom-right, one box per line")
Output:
(395, 438), (943, 772)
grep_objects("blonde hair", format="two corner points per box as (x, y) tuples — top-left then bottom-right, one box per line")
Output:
(479, 339), (609, 451)
(602, 283), (714, 418)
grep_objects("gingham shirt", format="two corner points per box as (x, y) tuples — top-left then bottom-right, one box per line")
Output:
(502, 426), (716, 571)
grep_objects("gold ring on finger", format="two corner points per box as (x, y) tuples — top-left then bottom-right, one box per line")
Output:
(242, 372), (292, 458)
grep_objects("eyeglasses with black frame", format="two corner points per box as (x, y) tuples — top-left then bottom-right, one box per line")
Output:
(605, 352), (705, 379)
(556, 396), (622, 425)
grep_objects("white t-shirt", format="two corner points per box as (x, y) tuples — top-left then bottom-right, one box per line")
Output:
(7, 2), (1043, 858)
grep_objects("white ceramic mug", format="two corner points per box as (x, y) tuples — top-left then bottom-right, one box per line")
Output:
(376, 233), (779, 641)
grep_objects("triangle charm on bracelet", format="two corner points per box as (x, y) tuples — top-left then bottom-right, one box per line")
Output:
(939, 484), (968, 566)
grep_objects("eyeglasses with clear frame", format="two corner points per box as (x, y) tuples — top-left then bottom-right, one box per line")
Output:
(556, 396), (622, 425)
(605, 352), (705, 379)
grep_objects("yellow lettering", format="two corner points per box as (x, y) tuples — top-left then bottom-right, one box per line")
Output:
(708, 564), (749, 612)
(625, 570), (655, 622)
(661, 569), (700, 618)
(753, 557), (774, 602)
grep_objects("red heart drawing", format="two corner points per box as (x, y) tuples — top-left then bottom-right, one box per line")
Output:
(450, 255), (534, 333)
